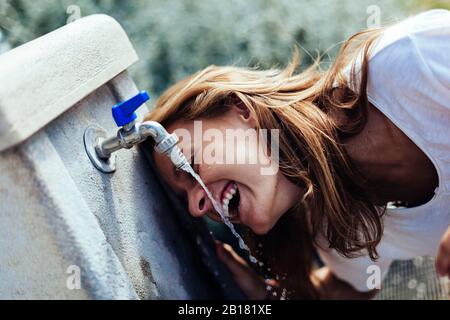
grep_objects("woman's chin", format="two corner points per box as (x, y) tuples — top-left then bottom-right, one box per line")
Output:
(251, 227), (269, 236)
(245, 213), (273, 235)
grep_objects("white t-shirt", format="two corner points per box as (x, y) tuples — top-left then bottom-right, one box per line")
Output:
(316, 9), (450, 292)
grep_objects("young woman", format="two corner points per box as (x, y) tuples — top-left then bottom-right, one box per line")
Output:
(147, 9), (450, 299)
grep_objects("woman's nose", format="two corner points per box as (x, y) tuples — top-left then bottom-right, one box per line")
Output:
(188, 186), (212, 218)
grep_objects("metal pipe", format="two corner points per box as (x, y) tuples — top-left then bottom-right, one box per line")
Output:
(94, 121), (189, 170)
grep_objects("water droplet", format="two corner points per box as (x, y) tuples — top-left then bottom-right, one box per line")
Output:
(281, 288), (288, 300)
(181, 165), (259, 265)
(413, 256), (424, 267)
(408, 279), (418, 289)
(417, 282), (426, 292)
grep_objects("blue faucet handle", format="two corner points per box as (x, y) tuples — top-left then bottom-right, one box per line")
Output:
(112, 91), (150, 127)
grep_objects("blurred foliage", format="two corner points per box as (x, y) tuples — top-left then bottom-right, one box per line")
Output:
(0, 0), (443, 97)
(409, 0), (450, 10)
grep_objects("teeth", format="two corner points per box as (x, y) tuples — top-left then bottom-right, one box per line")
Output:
(221, 183), (239, 218)
(222, 206), (228, 215)
(222, 201), (230, 217)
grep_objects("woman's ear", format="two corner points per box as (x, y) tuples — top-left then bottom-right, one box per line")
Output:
(233, 101), (257, 127)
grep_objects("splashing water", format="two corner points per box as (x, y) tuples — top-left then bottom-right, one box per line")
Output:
(179, 161), (290, 299)
(181, 163), (258, 264)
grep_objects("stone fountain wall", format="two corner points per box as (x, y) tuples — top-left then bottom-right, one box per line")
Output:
(0, 14), (242, 300)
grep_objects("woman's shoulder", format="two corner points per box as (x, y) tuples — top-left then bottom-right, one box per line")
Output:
(366, 9), (450, 111)
(366, 10), (450, 195)
(341, 10), (450, 93)
(371, 9), (450, 58)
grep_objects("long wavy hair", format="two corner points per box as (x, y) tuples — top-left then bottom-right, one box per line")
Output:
(145, 27), (386, 299)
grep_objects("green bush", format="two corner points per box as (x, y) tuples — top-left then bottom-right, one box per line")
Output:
(0, 0), (415, 97)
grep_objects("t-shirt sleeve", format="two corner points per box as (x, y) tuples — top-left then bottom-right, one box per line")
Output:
(346, 9), (450, 101)
(365, 9), (450, 137)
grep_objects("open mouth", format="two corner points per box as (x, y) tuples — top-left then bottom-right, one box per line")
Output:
(220, 181), (240, 219)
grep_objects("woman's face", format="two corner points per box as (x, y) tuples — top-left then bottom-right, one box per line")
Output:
(153, 105), (302, 235)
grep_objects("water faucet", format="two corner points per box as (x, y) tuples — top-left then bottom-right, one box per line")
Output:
(84, 91), (188, 174)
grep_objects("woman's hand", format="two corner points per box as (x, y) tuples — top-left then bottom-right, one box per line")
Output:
(215, 241), (277, 300)
(436, 225), (450, 278)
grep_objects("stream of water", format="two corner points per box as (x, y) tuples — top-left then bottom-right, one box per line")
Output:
(180, 163), (258, 265)
(180, 162), (289, 299)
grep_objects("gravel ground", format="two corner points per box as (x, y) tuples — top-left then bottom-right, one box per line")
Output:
(375, 256), (450, 300)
